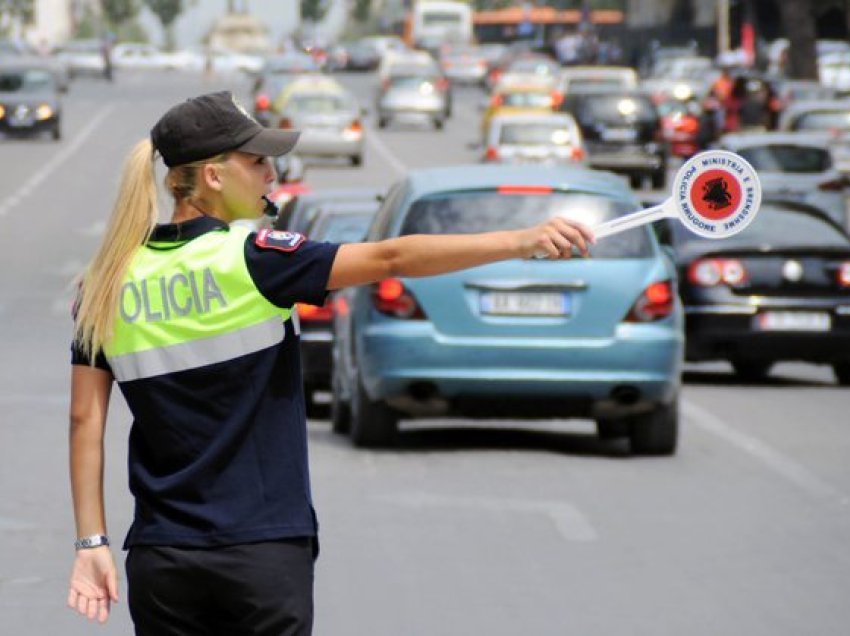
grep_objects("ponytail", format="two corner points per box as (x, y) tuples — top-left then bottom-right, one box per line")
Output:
(73, 139), (158, 361)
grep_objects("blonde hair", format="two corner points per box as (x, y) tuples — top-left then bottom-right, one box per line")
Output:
(74, 141), (230, 361)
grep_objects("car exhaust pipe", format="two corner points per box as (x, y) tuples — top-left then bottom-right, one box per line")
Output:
(610, 385), (641, 406)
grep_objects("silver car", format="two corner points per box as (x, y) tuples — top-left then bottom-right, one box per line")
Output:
(717, 131), (849, 228)
(483, 112), (586, 166)
(277, 81), (365, 166)
(377, 74), (449, 130)
(778, 99), (850, 175)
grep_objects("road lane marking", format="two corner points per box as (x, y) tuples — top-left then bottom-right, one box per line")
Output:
(682, 399), (849, 507)
(375, 492), (597, 542)
(364, 126), (408, 177)
(0, 104), (115, 218)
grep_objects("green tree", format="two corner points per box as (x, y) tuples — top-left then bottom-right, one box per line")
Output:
(353, 0), (371, 22)
(0, 0), (34, 27)
(101, 0), (139, 26)
(144, 0), (182, 49)
(301, 0), (327, 22)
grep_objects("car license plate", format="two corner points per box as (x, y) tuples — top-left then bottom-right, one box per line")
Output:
(8, 115), (34, 127)
(480, 292), (570, 316)
(601, 127), (637, 142)
(755, 311), (831, 332)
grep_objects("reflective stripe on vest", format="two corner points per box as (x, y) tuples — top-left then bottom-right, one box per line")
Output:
(104, 225), (291, 382)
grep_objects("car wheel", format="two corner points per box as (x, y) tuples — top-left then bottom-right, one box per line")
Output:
(330, 366), (351, 434)
(433, 118), (444, 130)
(378, 116), (388, 129)
(651, 168), (665, 189)
(350, 154), (363, 167)
(732, 359), (773, 382)
(350, 375), (398, 447)
(629, 400), (678, 456)
(832, 361), (850, 386)
(629, 174), (643, 189)
(52, 124), (61, 141)
(596, 418), (628, 440)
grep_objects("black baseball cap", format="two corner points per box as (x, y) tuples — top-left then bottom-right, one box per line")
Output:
(151, 91), (300, 167)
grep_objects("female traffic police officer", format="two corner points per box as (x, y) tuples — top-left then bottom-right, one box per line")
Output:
(67, 91), (594, 634)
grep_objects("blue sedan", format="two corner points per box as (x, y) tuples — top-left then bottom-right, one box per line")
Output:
(331, 164), (684, 454)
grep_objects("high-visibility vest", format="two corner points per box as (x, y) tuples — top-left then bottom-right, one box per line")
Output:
(104, 225), (291, 382)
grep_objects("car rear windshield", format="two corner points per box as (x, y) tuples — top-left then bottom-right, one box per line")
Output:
(792, 110), (850, 131)
(737, 144), (832, 173)
(288, 93), (354, 113)
(567, 78), (627, 92)
(498, 123), (575, 145)
(672, 203), (850, 250)
(573, 95), (656, 123)
(501, 91), (553, 108)
(0, 69), (53, 92)
(313, 213), (373, 243)
(400, 190), (653, 258)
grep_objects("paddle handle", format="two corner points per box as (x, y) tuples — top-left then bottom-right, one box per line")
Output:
(591, 202), (675, 239)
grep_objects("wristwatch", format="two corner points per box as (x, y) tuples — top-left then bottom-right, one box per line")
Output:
(75, 534), (110, 550)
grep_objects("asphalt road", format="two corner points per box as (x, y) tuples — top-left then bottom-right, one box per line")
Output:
(0, 70), (849, 636)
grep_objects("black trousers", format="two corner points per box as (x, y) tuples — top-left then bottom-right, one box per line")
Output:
(126, 538), (316, 636)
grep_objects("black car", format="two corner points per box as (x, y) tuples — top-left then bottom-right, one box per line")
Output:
(296, 204), (378, 417)
(560, 88), (666, 189)
(658, 200), (850, 384)
(0, 62), (61, 140)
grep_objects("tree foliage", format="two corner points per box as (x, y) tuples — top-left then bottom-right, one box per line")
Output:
(0, 0), (34, 24)
(102, 0), (139, 26)
(144, 0), (183, 27)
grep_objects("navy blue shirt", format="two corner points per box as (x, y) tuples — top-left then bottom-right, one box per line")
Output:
(72, 216), (340, 549)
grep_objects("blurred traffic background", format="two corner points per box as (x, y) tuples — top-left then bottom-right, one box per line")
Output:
(1, 0), (850, 634)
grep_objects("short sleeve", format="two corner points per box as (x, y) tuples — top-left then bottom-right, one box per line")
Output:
(71, 340), (112, 372)
(244, 233), (340, 308)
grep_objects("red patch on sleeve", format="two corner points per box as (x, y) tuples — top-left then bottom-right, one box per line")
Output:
(255, 229), (306, 252)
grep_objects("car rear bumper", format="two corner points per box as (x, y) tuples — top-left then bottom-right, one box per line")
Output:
(588, 152), (664, 172)
(685, 306), (850, 362)
(295, 132), (363, 157)
(0, 117), (58, 134)
(301, 331), (332, 387)
(358, 322), (683, 417)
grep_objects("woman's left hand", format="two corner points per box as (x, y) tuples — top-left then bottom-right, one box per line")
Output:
(67, 547), (119, 623)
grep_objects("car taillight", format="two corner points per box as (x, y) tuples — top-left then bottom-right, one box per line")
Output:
(687, 258), (748, 287)
(678, 115), (699, 134)
(489, 93), (503, 108)
(838, 262), (850, 287)
(550, 91), (564, 108)
(255, 94), (271, 111)
(489, 68), (502, 84)
(625, 280), (675, 322)
(345, 119), (363, 136)
(570, 146), (586, 161)
(436, 78), (450, 92)
(484, 146), (499, 161)
(818, 176), (849, 191)
(297, 301), (334, 322)
(381, 78), (390, 91)
(373, 278), (426, 319)
(279, 117), (293, 129)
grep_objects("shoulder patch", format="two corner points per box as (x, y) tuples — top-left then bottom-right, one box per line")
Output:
(255, 229), (306, 253)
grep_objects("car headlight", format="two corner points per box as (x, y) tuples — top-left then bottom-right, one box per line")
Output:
(35, 104), (53, 120)
(0, 104), (5, 119)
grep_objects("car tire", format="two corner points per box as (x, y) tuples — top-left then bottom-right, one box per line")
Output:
(629, 174), (643, 189)
(330, 367), (351, 434)
(629, 400), (678, 456)
(378, 116), (388, 129)
(433, 118), (444, 130)
(52, 124), (61, 141)
(732, 359), (773, 382)
(651, 168), (665, 189)
(350, 154), (363, 167)
(832, 361), (850, 386)
(350, 375), (398, 448)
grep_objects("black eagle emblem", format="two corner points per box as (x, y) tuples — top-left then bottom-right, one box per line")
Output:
(702, 177), (733, 211)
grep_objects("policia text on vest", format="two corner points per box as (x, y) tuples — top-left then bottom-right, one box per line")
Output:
(120, 268), (227, 323)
